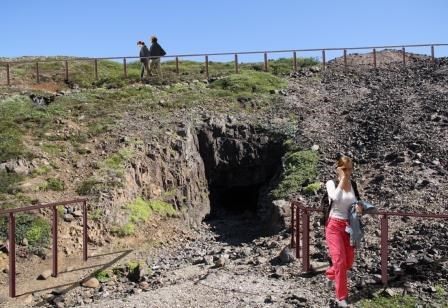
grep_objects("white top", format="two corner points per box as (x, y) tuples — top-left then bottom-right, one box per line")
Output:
(326, 180), (357, 220)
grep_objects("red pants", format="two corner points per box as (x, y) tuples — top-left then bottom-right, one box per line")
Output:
(325, 218), (355, 301)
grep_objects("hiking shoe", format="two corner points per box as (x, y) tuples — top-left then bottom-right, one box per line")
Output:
(326, 279), (334, 289)
(336, 299), (348, 307)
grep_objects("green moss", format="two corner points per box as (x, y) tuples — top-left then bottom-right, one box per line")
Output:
(360, 295), (419, 308)
(271, 150), (318, 199)
(94, 269), (112, 283)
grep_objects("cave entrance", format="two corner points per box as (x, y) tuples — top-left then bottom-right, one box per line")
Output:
(210, 183), (262, 215)
(197, 123), (285, 220)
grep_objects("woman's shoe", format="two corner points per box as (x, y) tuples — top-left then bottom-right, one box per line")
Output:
(336, 299), (348, 307)
(326, 279), (334, 288)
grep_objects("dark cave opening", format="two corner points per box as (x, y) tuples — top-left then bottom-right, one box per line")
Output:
(210, 184), (261, 214)
(197, 124), (285, 220)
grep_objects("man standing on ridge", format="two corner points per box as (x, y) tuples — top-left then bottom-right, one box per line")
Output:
(148, 35), (166, 77)
(137, 40), (151, 80)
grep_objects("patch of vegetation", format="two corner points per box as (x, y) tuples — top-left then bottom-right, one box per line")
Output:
(40, 143), (64, 156)
(94, 269), (112, 283)
(32, 164), (52, 176)
(0, 171), (23, 194)
(112, 198), (177, 237)
(76, 178), (101, 195)
(41, 177), (65, 191)
(210, 71), (287, 94)
(112, 223), (135, 237)
(88, 208), (102, 221)
(102, 148), (134, 171)
(304, 182), (321, 195)
(271, 150), (318, 199)
(0, 213), (51, 247)
(359, 294), (420, 308)
(269, 57), (319, 75)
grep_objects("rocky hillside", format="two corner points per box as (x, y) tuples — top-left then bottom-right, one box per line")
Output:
(0, 50), (447, 307)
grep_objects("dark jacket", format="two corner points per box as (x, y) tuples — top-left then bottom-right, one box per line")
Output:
(139, 45), (150, 62)
(149, 42), (166, 58)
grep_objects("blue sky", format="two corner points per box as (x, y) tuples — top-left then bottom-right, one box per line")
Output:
(1, 0), (447, 60)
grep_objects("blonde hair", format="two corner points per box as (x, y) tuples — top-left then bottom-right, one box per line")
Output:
(337, 156), (353, 169)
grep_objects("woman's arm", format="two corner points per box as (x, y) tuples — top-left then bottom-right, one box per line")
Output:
(326, 180), (342, 201)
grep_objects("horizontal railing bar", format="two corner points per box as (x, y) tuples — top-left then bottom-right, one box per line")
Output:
(291, 201), (448, 219)
(1, 43), (447, 65)
(0, 198), (87, 215)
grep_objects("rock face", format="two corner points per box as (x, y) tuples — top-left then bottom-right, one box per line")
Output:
(96, 116), (287, 232)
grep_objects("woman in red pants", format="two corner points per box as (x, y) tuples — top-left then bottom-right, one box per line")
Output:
(325, 155), (363, 307)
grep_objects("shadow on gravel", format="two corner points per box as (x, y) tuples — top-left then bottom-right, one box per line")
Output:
(205, 215), (270, 246)
(24, 249), (133, 307)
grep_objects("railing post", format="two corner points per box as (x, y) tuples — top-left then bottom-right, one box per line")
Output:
(52, 206), (58, 277)
(175, 57), (180, 76)
(380, 215), (389, 285)
(94, 59), (99, 80)
(402, 47), (406, 67)
(264, 52), (268, 72)
(322, 50), (326, 70)
(373, 48), (377, 69)
(290, 202), (295, 248)
(343, 49), (347, 70)
(234, 54), (239, 74)
(205, 55), (209, 79)
(8, 213), (16, 298)
(293, 51), (297, 72)
(82, 200), (88, 261)
(123, 58), (127, 78)
(36, 62), (40, 83)
(64, 60), (69, 81)
(302, 209), (310, 272)
(431, 45), (435, 63)
(6, 63), (10, 86)
(296, 204), (300, 258)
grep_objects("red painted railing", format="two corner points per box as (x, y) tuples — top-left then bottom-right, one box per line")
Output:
(0, 198), (88, 297)
(290, 200), (448, 285)
(1, 43), (447, 86)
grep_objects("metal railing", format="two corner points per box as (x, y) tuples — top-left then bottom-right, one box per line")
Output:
(1, 43), (447, 86)
(0, 198), (88, 297)
(290, 200), (448, 285)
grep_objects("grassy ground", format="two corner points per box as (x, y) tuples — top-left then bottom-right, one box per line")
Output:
(1, 56), (318, 88)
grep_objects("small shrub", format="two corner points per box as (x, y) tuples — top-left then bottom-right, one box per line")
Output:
(0, 171), (23, 194)
(149, 199), (178, 217)
(32, 165), (52, 176)
(45, 178), (65, 191)
(304, 182), (321, 195)
(76, 179), (100, 195)
(88, 208), (102, 221)
(113, 223), (135, 237)
(271, 150), (318, 199)
(41, 143), (63, 156)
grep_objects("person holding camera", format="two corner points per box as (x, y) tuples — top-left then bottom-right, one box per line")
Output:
(325, 155), (363, 307)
